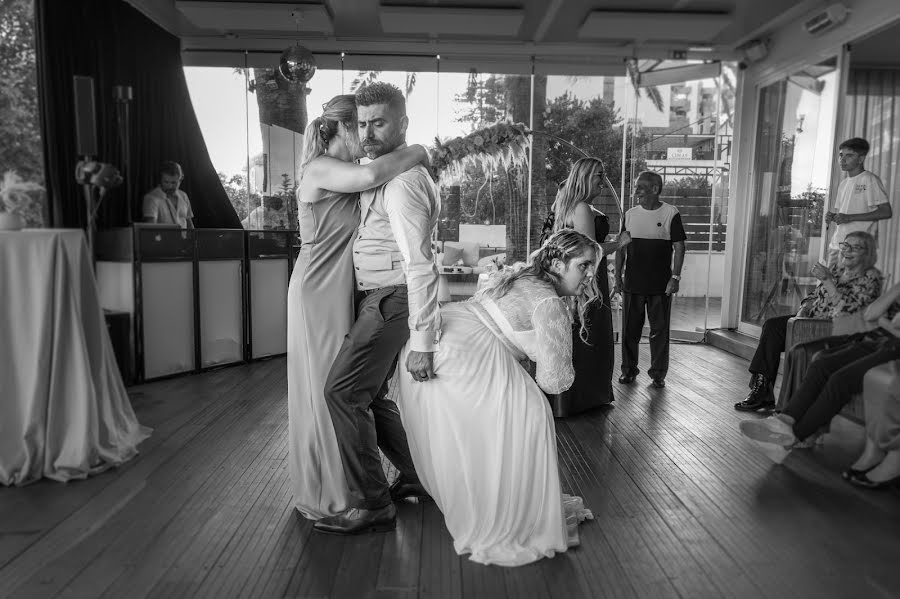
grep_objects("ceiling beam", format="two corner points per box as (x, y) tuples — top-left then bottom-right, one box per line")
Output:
(579, 11), (731, 43)
(175, 2), (332, 33)
(124, 0), (189, 35)
(379, 6), (524, 37)
(326, 0), (380, 38)
(532, 0), (565, 42)
(181, 35), (740, 62)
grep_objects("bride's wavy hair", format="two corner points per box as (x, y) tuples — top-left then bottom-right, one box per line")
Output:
(477, 229), (601, 341)
(299, 94), (358, 182)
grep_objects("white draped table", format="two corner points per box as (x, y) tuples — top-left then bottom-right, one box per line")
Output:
(0, 229), (151, 486)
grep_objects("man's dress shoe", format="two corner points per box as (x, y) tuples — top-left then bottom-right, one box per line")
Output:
(618, 374), (636, 384)
(389, 478), (432, 503)
(313, 504), (396, 535)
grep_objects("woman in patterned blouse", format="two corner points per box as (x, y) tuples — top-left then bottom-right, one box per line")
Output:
(734, 231), (882, 413)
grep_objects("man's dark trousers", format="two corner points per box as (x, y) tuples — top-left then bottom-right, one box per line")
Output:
(324, 285), (421, 510)
(621, 292), (672, 380)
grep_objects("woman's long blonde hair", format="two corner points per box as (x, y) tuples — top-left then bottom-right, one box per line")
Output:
(298, 94), (357, 182)
(552, 157), (604, 231)
(477, 229), (600, 341)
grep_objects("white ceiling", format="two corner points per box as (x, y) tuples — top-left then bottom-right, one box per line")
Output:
(127, 0), (827, 74)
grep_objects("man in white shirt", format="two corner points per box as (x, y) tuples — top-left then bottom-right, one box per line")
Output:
(142, 161), (194, 229)
(316, 83), (441, 535)
(826, 137), (892, 266)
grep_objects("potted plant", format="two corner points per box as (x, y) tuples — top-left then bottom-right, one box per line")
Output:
(0, 171), (44, 231)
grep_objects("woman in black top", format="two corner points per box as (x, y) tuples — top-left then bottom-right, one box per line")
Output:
(543, 158), (630, 415)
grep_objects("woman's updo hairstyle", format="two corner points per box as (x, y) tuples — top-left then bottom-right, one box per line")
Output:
(299, 94), (357, 181)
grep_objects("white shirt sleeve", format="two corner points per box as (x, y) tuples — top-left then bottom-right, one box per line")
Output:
(384, 172), (442, 352)
(865, 172), (890, 209)
(142, 193), (159, 220)
(183, 191), (194, 218)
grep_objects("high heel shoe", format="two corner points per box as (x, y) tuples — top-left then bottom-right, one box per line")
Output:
(848, 472), (900, 490)
(841, 465), (876, 481)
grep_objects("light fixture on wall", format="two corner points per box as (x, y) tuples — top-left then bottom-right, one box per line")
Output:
(804, 3), (850, 36)
(737, 38), (769, 69)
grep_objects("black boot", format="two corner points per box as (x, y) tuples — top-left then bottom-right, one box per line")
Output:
(734, 374), (775, 411)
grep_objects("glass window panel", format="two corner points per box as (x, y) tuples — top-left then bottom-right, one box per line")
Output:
(2, 0), (45, 226)
(624, 60), (732, 337)
(740, 59), (837, 326)
(429, 66), (531, 300)
(184, 65), (253, 228)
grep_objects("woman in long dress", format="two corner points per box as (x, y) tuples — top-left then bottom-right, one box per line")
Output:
(396, 229), (599, 566)
(548, 158), (630, 414)
(288, 94), (429, 520)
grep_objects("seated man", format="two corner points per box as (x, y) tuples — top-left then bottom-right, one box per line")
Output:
(142, 161), (194, 229)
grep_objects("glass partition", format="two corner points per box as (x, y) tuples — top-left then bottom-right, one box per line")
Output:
(184, 57), (734, 314)
(739, 58), (838, 328)
(626, 61), (735, 337)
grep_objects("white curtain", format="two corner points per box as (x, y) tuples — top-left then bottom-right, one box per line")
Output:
(843, 69), (900, 284)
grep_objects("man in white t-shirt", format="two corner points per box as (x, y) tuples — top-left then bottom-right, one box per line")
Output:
(142, 161), (195, 229)
(826, 137), (892, 266)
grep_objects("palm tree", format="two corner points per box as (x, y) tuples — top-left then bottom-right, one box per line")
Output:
(242, 67), (308, 208)
(626, 58), (665, 112)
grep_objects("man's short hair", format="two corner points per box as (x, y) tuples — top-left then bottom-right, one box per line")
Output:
(159, 161), (183, 179)
(839, 137), (870, 155)
(637, 170), (663, 192)
(355, 82), (406, 115)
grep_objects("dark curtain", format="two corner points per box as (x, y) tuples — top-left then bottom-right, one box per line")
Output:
(35, 0), (240, 229)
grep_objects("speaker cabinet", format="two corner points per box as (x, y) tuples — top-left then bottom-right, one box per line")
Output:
(73, 75), (97, 157)
(136, 228), (196, 379)
(247, 231), (290, 359)
(197, 230), (245, 368)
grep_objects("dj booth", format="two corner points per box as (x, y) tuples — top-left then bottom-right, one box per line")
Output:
(95, 225), (299, 384)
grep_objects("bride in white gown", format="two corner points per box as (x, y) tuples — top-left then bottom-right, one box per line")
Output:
(396, 229), (599, 566)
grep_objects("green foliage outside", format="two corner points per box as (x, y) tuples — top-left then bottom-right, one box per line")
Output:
(0, 0), (45, 225)
(451, 76), (647, 226)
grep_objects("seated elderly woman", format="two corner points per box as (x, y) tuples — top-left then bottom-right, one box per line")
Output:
(734, 231), (882, 413)
(739, 290), (900, 464)
(845, 359), (900, 489)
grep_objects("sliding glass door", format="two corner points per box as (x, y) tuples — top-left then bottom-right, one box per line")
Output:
(738, 58), (840, 330)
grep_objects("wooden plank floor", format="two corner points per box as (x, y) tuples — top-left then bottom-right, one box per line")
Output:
(2, 344), (900, 599)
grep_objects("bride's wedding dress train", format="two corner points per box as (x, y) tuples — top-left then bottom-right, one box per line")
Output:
(396, 278), (592, 566)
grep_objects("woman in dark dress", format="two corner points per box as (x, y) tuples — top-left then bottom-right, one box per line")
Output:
(544, 158), (630, 416)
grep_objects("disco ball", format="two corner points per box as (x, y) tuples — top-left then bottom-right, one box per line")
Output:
(278, 44), (317, 84)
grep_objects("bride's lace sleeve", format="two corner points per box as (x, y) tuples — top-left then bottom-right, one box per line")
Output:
(532, 296), (575, 394)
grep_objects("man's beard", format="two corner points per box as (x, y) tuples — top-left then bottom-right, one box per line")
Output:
(362, 136), (401, 159)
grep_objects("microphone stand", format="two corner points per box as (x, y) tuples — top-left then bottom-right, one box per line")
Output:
(114, 85), (133, 224)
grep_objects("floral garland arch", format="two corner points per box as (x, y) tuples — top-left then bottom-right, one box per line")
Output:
(430, 122), (532, 187)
